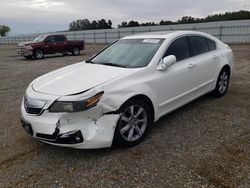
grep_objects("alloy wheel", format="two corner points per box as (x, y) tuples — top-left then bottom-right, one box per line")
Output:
(218, 71), (229, 94)
(73, 48), (80, 55)
(35, 50), (44, 59)
(118, 105), (148, 142)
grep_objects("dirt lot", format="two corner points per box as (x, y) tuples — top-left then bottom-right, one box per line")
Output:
(0, 44), (249, 188)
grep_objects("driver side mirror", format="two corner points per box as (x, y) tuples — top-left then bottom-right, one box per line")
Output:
(157, 55), (176, 70)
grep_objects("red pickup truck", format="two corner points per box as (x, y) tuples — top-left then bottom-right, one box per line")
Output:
(17, 34), (84, 59)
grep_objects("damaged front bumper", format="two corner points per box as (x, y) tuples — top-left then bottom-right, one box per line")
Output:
(21, 102), (120, 149)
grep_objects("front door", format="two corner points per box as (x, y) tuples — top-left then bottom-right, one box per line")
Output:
(151, 37), (198, 117)
(44, 36), (56, 54)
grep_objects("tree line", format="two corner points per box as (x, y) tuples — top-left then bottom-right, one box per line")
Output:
(69, 10), (250, 30)
(69, 19), (112, 31)
(118, 10), (250, 28)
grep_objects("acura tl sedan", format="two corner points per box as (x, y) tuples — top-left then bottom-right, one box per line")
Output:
(21, 31), (234, 149)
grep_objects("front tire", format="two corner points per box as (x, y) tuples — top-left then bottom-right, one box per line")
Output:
(113, 99), (152, 147)
(34, 49), (44, 59)
(213, 67), (230, 97)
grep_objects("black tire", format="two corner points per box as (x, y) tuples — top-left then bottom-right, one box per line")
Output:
(213, 67), (230, 97)
(34, 49), (44, 59)
(24, 55), (33, 59)
(72, 47), (80, 56)
(113, 99), (153, 147)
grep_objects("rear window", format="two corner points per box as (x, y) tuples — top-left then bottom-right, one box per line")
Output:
(207, 39), (216, 51)
(190, 36), (209, 55)
(164, 37), (191, 61)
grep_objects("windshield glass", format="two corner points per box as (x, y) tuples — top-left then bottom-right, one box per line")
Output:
(34, 35), (46, 42)
(90, 38), (164, 68)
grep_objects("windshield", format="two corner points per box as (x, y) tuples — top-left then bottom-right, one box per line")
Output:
(34, 35), (46, 42)
(89, 38), (164, 68)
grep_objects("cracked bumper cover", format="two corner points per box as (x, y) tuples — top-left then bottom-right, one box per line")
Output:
(21, 102), (120, 149)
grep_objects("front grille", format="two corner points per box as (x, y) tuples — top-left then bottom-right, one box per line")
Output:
(25, 107), (43, 115)
(24, 96), (46, 115)
(17, 44), (25, 49)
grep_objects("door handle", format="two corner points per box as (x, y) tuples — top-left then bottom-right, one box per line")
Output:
(188, 63), (197, 69)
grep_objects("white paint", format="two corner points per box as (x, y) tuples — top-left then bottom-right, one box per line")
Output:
(21, 31), (234, 149)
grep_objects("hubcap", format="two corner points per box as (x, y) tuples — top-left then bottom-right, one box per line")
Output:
(36, 50), (43, 59)
(218, 71), (229, 94)
(74, 48), (79, 55)
(119, 105), (147, 142)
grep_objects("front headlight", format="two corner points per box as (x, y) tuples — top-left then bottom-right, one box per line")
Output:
(25, 45), (33, 50)
(49, 91), (104, 113)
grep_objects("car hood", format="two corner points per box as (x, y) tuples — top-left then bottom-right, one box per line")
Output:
(32, 62), (136, 96)
(18, 41), (41, 46)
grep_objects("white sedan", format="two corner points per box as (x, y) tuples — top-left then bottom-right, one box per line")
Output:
(21, 31), (234, 149)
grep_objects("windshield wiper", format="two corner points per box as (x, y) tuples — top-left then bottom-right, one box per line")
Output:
(101, 62), (128, 68)
(85, 59), (95, 64)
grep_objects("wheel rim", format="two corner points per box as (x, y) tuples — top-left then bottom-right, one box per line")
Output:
(218, 71), (229, 94)
(36, 50), (43, 59)
(118, 105), (148, 142)
(74, 48), (79, 55)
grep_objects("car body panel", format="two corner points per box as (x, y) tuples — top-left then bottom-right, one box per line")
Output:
(32, 62), (139, 96)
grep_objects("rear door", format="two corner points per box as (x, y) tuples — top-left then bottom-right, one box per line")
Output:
(189, 36), (218, 94)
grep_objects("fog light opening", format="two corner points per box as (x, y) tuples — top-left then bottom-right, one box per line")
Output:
(58, 130), (84, 144)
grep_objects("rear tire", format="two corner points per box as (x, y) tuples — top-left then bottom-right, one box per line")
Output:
(113, 99), (153, 147)
(213, 67), (230, 97)
(34, 49), (44, 59)
(72, 47), (80, 56)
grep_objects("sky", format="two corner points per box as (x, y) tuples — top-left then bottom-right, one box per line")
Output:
(0, 0), (248, 35)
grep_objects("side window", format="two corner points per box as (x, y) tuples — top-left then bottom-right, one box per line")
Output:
(207, 38), (216, 51)
(190, 36), (209, 55)
(46, 36), (55, 42)
(55, 35), (65, 42)
(164, 37), (191, 61)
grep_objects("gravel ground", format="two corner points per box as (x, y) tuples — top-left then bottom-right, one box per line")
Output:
(0, 44), (249, 188)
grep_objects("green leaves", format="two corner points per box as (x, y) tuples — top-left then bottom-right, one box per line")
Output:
(0, 25), (11, 36)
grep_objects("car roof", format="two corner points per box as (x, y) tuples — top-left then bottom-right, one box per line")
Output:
(122, 30), (212, 39)
(41, 34), (65, 37)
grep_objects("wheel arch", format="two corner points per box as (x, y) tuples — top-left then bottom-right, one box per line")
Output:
(221, 64), (231, 75)
(33, 47), (43, 53)
(216, 64), (231, 81)
(118, 94), (155, 123)
(72, 45), (80, 51)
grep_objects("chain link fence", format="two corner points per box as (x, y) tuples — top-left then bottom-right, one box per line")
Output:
(1, 19), (250, 44)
